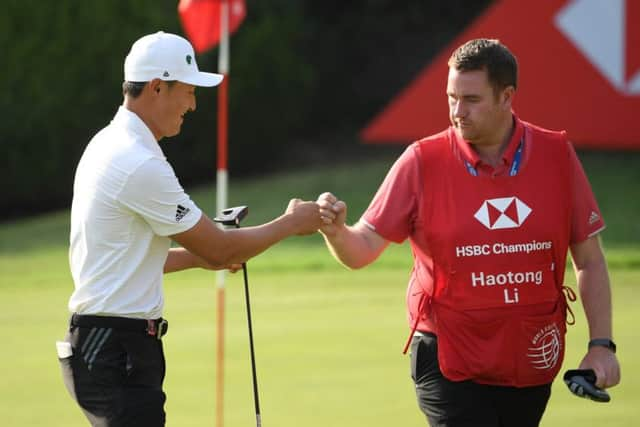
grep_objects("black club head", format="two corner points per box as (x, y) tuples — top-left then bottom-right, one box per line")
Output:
(214, 206), (249, 226)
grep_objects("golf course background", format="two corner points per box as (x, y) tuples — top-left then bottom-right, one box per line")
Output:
(1, 150), (638, 425)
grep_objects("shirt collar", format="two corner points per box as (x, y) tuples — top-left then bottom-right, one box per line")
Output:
(452, 114), (525, 169)
(112, 106), (164, 157)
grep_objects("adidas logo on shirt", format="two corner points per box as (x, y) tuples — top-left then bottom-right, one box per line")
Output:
(588, 211), (600, 225)
(175, 204), (190, 222)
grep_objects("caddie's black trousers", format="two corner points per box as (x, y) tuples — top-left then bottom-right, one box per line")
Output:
(410, 333), (552, 427)
(58, 315), (168, 427)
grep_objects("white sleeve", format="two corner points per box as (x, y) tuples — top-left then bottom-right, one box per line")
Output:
(119, 157), (203, 236)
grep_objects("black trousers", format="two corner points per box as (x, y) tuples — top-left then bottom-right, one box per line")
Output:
(58, 315), (167, 427)
(410, 333), (552, 427)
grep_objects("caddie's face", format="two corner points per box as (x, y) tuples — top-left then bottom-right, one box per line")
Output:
(156, 81), (197, 138)
(446, 67), (512, 146)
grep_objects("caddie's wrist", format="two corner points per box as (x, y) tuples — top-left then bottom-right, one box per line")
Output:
(588, 338), (617, 354)
(331, 222), (350, 239)
(318, 225), (340, 243)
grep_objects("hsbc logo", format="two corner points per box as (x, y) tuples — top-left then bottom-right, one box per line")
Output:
(555, 0), (640, 95)
(474, 197), (532, 230)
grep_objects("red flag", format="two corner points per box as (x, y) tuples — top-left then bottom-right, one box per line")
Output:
(178, 0), (247, 53)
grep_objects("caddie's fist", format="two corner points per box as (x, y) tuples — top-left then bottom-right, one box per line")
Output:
(316, 192), (347, 235)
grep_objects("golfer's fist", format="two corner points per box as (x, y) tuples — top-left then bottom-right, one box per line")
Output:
(285, 199), (323, 235)
(316, 192), (347, 237)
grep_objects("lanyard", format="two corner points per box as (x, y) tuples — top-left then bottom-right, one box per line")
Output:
(464, 138), (524, 177)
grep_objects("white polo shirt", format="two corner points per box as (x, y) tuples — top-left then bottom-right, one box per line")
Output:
(68, 107), (202, 319)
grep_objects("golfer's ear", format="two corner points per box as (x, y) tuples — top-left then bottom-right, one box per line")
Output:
(148, 78), (163, 95)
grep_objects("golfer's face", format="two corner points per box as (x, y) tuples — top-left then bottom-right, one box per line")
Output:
(158, 81), (196, 138)
(446, 68), (508, 145)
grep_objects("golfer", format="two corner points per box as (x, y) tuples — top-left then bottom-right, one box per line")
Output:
(58, 31), (322, 426)
(317, 39), (620, 426)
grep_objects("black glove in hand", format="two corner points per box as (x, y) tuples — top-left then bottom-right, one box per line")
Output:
(563, 369), (611, 403)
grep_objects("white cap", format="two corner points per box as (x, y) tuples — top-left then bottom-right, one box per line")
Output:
(124, 31), (223, 87)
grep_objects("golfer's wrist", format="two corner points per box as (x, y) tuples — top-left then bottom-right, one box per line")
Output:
(281, 211), (312, 236)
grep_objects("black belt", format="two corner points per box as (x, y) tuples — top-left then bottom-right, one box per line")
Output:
(71, 314), (168, 339)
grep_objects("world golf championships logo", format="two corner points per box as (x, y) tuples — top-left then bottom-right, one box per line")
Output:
(527, 323), (561, 370)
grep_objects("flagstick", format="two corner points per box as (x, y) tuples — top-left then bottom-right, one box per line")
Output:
(216, 2), (230, 427)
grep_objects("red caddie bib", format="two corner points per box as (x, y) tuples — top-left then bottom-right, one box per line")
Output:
(413, 122), (574, 387)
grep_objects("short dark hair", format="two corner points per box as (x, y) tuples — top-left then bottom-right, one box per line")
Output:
(448, 38), (518, 93)
(122, 80), (178, 98)
(122, 81), (147, 98)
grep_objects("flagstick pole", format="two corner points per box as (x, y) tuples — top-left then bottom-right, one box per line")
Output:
(216, 2), (230, 427)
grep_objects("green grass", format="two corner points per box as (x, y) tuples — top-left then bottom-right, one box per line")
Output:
(0, 151), (639, 426)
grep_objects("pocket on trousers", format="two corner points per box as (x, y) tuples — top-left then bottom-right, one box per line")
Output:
(57, 340), (78, 401)
(60, 326), (127, 404)
(410, 337), (420, 383)
(410, 334), (439, 386)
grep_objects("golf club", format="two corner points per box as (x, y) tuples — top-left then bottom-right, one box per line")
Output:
(214, 206), (263, 427)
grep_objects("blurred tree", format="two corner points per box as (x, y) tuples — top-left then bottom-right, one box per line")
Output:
(1, 0), (181, 216)
(301, 0), (494, 131)
(0, 0), (492, 218)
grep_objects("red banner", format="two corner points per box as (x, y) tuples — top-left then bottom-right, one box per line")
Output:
(362, 0), (640, 149)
